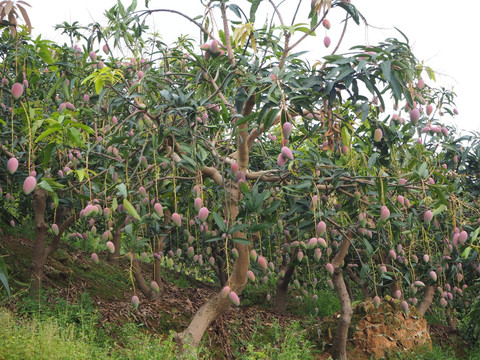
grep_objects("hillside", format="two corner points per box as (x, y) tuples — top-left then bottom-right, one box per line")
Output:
(1, 232), (478, 359)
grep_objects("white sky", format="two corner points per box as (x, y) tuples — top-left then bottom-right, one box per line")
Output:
(27, 0), (479, 133)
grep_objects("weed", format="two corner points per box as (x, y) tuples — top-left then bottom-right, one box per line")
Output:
(230, 317), (317, 359)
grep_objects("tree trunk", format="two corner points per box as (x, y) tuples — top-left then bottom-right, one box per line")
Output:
(29, 198), (79, 297)
(29, 188), (47, 296)
(331, 269), (353, 360)
(330, 231), (353, 360)
(446, 306), (457, 329)
(211, 246), (228, 288)
(273, 263), (295, 313)
(107, 227), (122, 264)
(132, 256), (160, 300)
(154, 237), (164, 289)
(174, 93), (255, 352)
(418, 285), (435, 317)
(344, 276), (354, 302)
(346, 266), (371, 298)
(44, 211), (77, 259)
(175, 241), (249, 349)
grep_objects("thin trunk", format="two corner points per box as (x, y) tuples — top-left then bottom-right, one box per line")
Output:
(273, 263), (295, 313)
(132, 256), (160, 300)
(446, 306), (457, 329)
(31, 204), (77, 297)
(330, 231), (353, 360)
(331, 269), (353, 360)
(346, 266), (371, 298)
(154, 237), (164, 289)
(211, 246), (228, 287)
(344, 276), (354, 302)
(389, 279), (403, 299)
(217, 259), (227, 288)
(107, 227), (121, 264)
(211, 261), (227, 288)
(418, 285), (435, 317)
(44, 212), (77, 259)
(29, 188), (47, 296)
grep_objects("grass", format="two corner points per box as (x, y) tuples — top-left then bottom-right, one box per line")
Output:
(0, 290), (205, 360)
(387, 344), (480, 360)
(0, 307), (199, 359)
(229, 318), (318, 360)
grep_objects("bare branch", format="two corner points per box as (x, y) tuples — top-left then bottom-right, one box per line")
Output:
(220, 0), (236, 66)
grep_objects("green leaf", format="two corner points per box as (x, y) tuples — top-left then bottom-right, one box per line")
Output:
(341, 126), (351, 147)
(432, 204), (447, 216)
(228, 3), (242, 18)
(37, 179), (54, 193)
(41, 143), (56, 167)
(417, 162), (428, 178)
(53, 192), (59, 209)
(249, 0), (261, 22)
(116, 183), (127, 198)
(231, 237), (252, 245)
(124, 223), (133, 235)
(263, 201), (282, 216)
(249, 222), (273, 232)
(228, 223), (249, 235)
(75, 169), (86, 182)
(368, 153), (380, 168)
(0, 258), (10, 300)
(380, 60), (391, 81)
(471, 227), (480, 243)
(212, 212), (227, 233)
(205, 237), (223, 243)
(67, 127), (82, 147)
(123, 198), (140, 221)
(35, 124), (63, 143)
(361, 238), (374, 257)
(240, 181), (250, 194)
(461, 247), (472, 259)
(425, 66), (436, 81)
(112, 197), (118, 212)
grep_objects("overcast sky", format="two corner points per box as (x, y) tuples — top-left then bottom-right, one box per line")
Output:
(27, 0), (479, 133)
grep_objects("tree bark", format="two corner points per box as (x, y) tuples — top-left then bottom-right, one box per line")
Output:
(132, 256), (160, 300)
(154, 237), (164, 289)
(418, 285), (435, 317)
(330, 231), (353, 360)
(446, 306), (457, 329)
(30, 195), (78, 297)
(346, 266), (371, 298)
(174, 89), (254, 352)
(29, 188), (48, 296)
(107, 227), (122, 264)
(273, 263), (295, 313)
(44, 212), (77, 259)
(175, 239), (249, 350)
(211, 246), (228, 288)
(344, 276), (354, 302)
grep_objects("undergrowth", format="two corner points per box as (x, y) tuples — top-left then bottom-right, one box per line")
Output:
(387, 343), (480, 360)
(229, 317), (318, 359)
(0, 305), (202, 359)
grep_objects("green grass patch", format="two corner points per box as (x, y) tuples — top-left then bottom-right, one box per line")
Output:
(229, 318), (318, 359)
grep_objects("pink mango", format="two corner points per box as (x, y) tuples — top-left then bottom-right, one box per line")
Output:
(11, 83), (24, 99)
(7, 157), (18, 174)
(323, 36), (331, 48)
(198, 207), (209, 221)
(23, 176), (37, 195)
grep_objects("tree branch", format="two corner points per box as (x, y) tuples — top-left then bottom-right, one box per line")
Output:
(220, 0), (236, 66)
